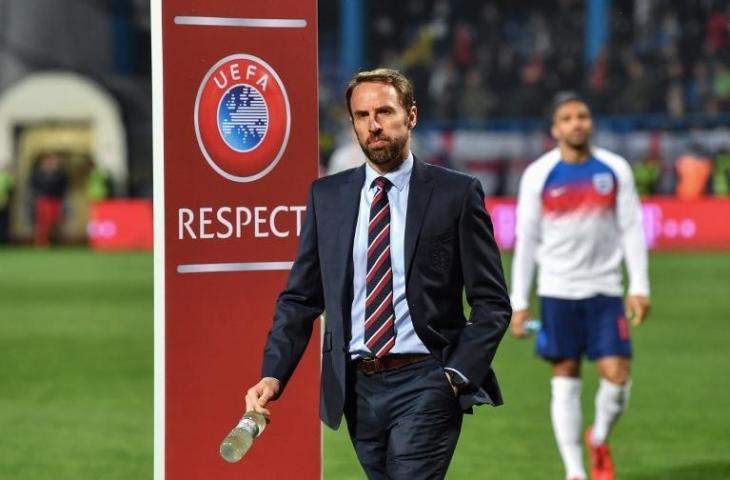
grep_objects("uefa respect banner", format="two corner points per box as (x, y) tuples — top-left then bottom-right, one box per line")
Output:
(152, 1), (320, 479)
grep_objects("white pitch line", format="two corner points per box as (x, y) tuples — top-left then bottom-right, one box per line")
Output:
(177, 261), (294, 273)
(174, 16), (307, 28)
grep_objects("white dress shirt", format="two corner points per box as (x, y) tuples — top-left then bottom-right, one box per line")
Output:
(349, 152), (430, 359)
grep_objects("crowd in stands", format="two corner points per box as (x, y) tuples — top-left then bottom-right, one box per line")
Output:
(318, 0), (730, 198)
(350, 0), (730, 120)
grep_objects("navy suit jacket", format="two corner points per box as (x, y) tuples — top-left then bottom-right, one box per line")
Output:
(262, 158), (511, 429)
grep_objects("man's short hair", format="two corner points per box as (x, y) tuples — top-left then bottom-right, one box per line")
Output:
(345, 68), (416, 118)
(550, 91), (589, 121)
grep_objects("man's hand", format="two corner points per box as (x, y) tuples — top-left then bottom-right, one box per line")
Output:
(444, 371), (462, 398)
(626, 295), (651, 326)
(510, 309), (532, 338)
(245, 377), (281, 417)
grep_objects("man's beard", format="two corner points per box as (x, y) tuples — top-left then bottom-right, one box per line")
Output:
(566, 138), (589, 150)
(565, 131), (590, 150)
(359, 133), (408, 166)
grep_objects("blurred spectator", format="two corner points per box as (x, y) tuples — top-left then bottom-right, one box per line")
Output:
(82, 157), (113, 202)
(508, 54), (547, 117)
(632, 157), (661, 196)
(402, 27), (434, 120)
(587, 49), (611, 110)
(712, 151), (730, 196)
(451, 21), (475, 71)
(0, 166), (14, 244)
(656, 11), (681, 51)
(428, 58), (460, 119)
(29, 153), (68, 247)
(686, 61), (715, 113)
(666, 81), (685, 117)
(663, 47), (685, 116)
(615, 54), (659, 114)
(713, 62), (730, 109)
(706, 6), (730, 51)
(633, 0), (654, 53)
(675, 145), (712, 200)
(458, 69), (497, 120)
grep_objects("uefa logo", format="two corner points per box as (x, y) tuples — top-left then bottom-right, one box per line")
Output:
(194, 54), (291, 182)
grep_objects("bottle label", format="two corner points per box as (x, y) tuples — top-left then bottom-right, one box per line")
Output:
(236, 416), (260, 437)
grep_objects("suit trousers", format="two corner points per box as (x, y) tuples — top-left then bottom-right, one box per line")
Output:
(344, 357), (463, 479)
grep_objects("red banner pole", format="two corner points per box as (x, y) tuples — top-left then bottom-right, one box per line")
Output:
(153, 1), (321, 478)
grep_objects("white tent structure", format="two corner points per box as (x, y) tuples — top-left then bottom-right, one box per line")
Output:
(0, 71), (127, 185)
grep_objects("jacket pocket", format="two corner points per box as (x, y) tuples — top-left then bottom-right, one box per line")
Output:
(421, 227), (456, 244)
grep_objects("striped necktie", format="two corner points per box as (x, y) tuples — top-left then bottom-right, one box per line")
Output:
(364, 176), (396, 358)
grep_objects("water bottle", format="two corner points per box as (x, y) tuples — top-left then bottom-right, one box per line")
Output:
(219, 411), (268, 463)
(524, 318), (542, 335)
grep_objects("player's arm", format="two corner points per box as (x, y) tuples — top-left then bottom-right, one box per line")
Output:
(247, 184), (325, 415)
(615, 160), (651, 325)
(510, 166), (542, 337)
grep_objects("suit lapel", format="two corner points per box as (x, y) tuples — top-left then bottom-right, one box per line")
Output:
(404, 157), (434, 279)
(335, 166), (364, 333)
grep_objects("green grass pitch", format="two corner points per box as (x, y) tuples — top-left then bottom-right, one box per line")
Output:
(0, 249), (728, 479)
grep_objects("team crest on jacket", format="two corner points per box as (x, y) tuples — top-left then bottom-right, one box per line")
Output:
(194, 54), (291, 182)
(593, 173), (614, 195)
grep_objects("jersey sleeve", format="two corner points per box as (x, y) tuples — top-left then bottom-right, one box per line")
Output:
(510, 165), (543, 311)
(614, 159), (650, 297)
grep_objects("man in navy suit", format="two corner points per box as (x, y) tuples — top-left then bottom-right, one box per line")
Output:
(245, 68), (511, 479)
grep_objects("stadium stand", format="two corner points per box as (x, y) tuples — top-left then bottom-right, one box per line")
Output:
(318, 0), (730, 197)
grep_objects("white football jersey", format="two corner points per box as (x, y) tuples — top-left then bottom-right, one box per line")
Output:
(510, 147), (650, 310)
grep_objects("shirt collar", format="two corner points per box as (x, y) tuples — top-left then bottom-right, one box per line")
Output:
(364, 151), (413, 192)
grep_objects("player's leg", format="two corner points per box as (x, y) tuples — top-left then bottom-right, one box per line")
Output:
(551, 359), (586, 480)
(593, 356), (631, 445)
(585, 295), (633, 480)
(540, 297), (588, 480)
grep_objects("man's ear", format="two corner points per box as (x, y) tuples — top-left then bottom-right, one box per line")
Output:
(408, 106), (417, 129)
(550, 124), (559, 141)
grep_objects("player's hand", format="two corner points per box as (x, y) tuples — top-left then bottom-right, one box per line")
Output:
(510, 309), (532, 339)
(626, 295), (651, 326)
(245, 377), (281, 417)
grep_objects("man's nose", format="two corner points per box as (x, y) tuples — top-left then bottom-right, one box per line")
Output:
(368, 117), (382, 132)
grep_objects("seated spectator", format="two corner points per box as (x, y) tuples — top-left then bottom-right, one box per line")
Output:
(712, 152), (730, 197)
(675, 145), (712, 200)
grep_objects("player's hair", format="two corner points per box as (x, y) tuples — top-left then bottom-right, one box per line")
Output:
(550, 91), (589, 122)
(345, 68), (416, 118)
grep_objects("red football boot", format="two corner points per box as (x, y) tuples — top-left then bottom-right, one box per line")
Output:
(585, 426), (614, 480)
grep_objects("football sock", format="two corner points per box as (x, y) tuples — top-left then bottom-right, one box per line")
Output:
(591, 378), (631, 446)
(551, 376), (586, 480)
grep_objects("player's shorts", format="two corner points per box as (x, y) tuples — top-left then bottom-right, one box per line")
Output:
(536, 295), (632, 361)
